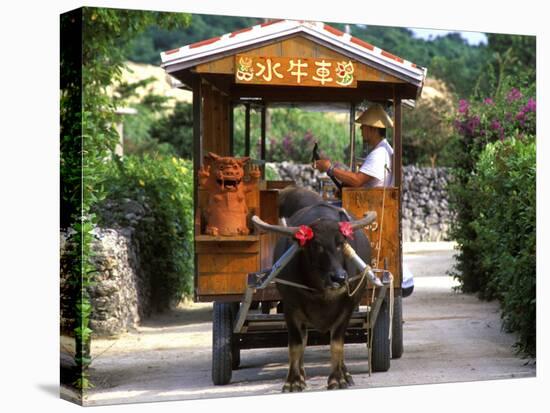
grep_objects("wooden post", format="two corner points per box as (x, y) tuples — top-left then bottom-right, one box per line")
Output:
(229, 102), (234, 156)
(260, 103), (267, 179)
(349, 102), (356, 172)
(192, 75), (203, 301)
(393, 97), (402, 188)
(393, 93), (403, 285)
(244, 103), (251, 157)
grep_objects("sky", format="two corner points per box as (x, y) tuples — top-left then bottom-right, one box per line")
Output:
(409, 28), (488, 45)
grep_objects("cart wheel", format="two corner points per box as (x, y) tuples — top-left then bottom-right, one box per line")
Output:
(371, 295), (391, 372)
(212, 302), (234, 385)
(230, 302), (241, 370)
(391, 294), (403, 359)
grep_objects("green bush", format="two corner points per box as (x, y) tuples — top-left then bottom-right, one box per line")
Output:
(100, 155), (194, 309)
(449, 80), (536, 356)
(149, 101), (194, 158)
(469, 136), (536, 355)
(450, 81), (535, 295)
(232, 106), (350, 163)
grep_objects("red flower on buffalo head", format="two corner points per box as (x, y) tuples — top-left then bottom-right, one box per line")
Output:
(294, 225), (314, 247)
(339, 221), (354, 240)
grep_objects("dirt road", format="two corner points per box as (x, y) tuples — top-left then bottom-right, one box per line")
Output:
(75, 246), (535, 406)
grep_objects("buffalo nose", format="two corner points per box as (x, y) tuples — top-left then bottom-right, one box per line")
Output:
(330, 269), (348, 283)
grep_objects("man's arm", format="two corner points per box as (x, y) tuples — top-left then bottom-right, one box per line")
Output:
(315, 159), (373, 188)
(332, 167), (372, 187)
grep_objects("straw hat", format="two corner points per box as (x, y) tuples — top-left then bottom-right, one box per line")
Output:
(355, 104), (394, 129)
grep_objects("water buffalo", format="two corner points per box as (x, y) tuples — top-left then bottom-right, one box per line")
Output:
(253, 187), (375, 391)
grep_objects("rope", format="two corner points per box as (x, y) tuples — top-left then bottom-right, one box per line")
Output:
(376, 165), (390, 268)
(345, 266), (369, 297)
(274, 278), (316, 291)
(370, 165), (389, 314)
(377, 165), (394, 343)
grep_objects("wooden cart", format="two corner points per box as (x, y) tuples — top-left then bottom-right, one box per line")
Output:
(161, 19), (426, 385)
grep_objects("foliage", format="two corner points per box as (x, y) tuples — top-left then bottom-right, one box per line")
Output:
(60, 7), (190, 389)
(99, 155), (195, 306)
(329, 24), (489, 98)
(130, 102), (350, 165)
(232, 106), (350, 163)
(265, 163), (282, 180)
(473, 34), (536, 98)
(448, 81), (536, 356)
(149, 102), (194, 158)
(113, 76), (180, 156)
(469, 137), (536, 355)
(127, 14), (261, 64)
(452, 77), (535, 171)
(402, 79), (457, 166)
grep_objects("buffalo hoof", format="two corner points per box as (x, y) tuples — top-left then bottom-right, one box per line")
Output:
(327, 372), (354, 390)
(282, 379), (307, 393)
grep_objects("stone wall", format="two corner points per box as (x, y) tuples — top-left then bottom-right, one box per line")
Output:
(401, 166), (452, 242)
(267, 161), (323, 189)
(60, 222), (151, 337)
(267, 162), (453, 241)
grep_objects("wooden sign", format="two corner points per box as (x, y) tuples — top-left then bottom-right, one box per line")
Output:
(235, 55), (357, 88)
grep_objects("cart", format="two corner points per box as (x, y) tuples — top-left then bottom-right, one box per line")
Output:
(160, 19), (426, 385)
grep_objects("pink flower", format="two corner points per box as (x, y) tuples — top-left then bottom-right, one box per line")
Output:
(515, 111), (526, 127)
(516, 111), (526, 121)
(338, 222), (354, 240)
(523, 98), (536, 113)
(458, 99), (469, 114)
(490, 119), (502, 130)
(507, 88), (523, 103)
(484, 98), (494, 105)
(294, 225), (314, 247)
(466, 116), (481, 135)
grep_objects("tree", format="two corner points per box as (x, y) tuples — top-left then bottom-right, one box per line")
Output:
(475, 34), (536, 98)
(60, 7), (190, 390)
(402, 78), (457, 167)
(127, 15), (262, 64)
(330, 23), (489, 98)
(149, 102), (194, 158)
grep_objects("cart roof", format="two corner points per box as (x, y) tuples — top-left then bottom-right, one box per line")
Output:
(161, 19), (427, 92)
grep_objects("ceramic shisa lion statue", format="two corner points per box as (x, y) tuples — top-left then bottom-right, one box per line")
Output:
(198, 152), (260, 236)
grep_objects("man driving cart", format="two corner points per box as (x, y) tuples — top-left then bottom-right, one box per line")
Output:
(314, 103), (414, 297)
(314, 103), (394, 188)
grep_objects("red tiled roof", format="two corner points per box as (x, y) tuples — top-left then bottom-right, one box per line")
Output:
(161, 20), (425, 87)
(189, 36), (222, 49)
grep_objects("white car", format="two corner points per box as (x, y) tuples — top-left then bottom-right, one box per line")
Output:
(402, 263), (414, 297)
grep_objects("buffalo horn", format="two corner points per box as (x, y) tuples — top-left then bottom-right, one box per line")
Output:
(251, 215), (299, 237)
(349, 211), (377, 230)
